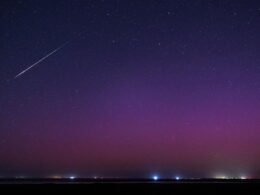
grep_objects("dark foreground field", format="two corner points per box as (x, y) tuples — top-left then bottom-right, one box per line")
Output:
(1, 179), (260, 194)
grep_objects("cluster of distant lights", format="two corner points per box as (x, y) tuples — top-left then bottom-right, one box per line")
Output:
(65, 175), (248, 180)
(65, 175), (182, 181)
(50, 175), (182, 181)
(153, 176), (180, 181)
(11, 175), (249, 180)
(214, 175), (247, 180)
(67, 175), (249, 180)
(67, 175), (181, 181)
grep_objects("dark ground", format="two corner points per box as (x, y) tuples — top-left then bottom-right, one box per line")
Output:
(1, 179), (260, 194)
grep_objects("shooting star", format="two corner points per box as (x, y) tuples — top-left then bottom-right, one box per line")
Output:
(14, 40), (70, 79)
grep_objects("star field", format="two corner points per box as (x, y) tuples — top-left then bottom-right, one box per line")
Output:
(0, 0), (260, 178)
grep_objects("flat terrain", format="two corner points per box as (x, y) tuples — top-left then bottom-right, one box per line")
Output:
(0, 179), (260, 194)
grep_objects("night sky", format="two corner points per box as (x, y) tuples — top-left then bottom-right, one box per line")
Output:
(1, 0), (260, 178)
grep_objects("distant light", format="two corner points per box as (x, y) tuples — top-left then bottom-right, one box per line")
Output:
(175, 176), (180, 180)
(215, 175), (227, 179)
(52, 175), (62, 179)
(153, 176), (158, 181)
(15, 176), (25, 179)
(240, 176), (246, 180)
(69, 176), (75, 180)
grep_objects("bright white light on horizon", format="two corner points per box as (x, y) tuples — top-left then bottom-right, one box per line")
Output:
(175, 176), (180, 180)
(153, 175), (158, 181)
(240, 176), (246, 180)
(69, 176), (75, 180)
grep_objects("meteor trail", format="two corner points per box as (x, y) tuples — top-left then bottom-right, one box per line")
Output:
(14, 40), (70, 79)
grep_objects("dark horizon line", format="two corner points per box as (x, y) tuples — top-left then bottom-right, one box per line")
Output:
(0, 178), (259, 180)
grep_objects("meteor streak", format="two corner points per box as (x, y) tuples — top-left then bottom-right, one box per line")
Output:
(14, 40), (70, 79)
